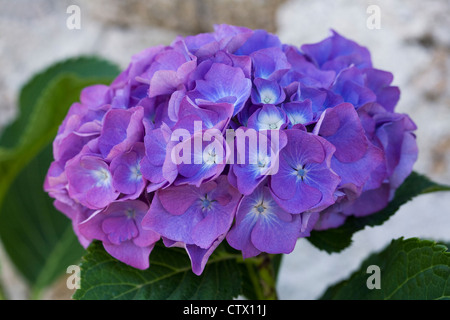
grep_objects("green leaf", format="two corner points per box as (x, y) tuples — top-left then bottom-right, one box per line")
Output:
(74, 241), (243, 300)
(308, 172), (450, 253)
(0, 57), (120, 296)
(321, 238), (450, 300)
(0, 144), (86, 297)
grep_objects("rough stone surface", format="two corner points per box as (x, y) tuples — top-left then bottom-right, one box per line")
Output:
(0, 0), (449, 300)
(85, 0), (285, 34)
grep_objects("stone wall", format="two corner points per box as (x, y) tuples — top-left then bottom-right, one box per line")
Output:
(85, 0), (285, 33)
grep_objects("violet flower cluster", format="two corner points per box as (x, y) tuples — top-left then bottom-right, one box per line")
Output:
(45, 25), (417, 275)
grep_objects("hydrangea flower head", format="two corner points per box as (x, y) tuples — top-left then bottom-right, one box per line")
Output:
(45, 25), (417, 274)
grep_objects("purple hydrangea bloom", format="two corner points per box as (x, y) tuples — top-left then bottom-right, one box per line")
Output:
(162, 235), (226, 276)
(174, 130), (229, 187)
(282, 100), (313, 128)
(53, 200), (94, 249)
(140, 123), (178, 191)
(175, 97), (234, 132)
(247, 104), (287, 131)
(235, 29), (282, 55)
(45, 25), (418, 274)
(188, 63), (252, 115)
(300, 29), (372, 73)
(79, 200), (159, 269)
(110, 142), (147, 199)
(270, 129), (341, 213)
(142, 176), (240, 250)
(229, 129), (287, 195)
(98, 106), (144, 160)
(65, 149), (119, 210)
(331, 67), (377, 108)
(313, 102), (385, 197)
(227, 185), (317, 258)
(314, 102), (417, 230)
(282, 46), (336, 88)
(251, 47), (290, 81)
(251, 78), (286, 105)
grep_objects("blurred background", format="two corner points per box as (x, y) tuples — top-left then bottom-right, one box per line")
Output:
(0, 0), (449, 299)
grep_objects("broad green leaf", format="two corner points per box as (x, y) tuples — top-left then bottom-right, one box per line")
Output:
(308, 172), (450, 253)
(0, 144), (86, 297)
(74, 241), (243, 300)
(321, 238), (450, 300)
(0, 57), (120, 296)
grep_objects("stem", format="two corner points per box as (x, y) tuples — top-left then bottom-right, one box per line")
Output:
(30, 288), (43, 300)
(256, 253), (279, 300)
(0, 280), (6, 300)
(245, 253), (279, 300)
(244, 260), (265, 300)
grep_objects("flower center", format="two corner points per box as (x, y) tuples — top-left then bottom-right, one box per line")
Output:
(93, 168), (111, 186)
(294, 165), (308, 181)
(202, 198), (211, 208)
(204, 150), (217, 165)
(254, 198), (272, 216)
(255, 204), (266, 214)
(200, 194), (215, 211)
(257, 156), (268, 168)
(260, 89), (277, 104)
(289, 113), (307, 125)
(126, 209), (136, 219)
(131, 165), (142, 180)
(263, 96), (273, 104)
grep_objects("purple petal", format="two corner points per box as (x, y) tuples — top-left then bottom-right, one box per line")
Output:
(66, 153), (119, 210)
(111, 143), (146, 199)
(103, 241), (154, 270)
(251, 78), (286, 105)
(191, 63), (251, 115)
(314, 103), (368, 163)
(186, 235), (225, 276)
(142, 194), (202, 244)
(98, 106), (144, 160)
